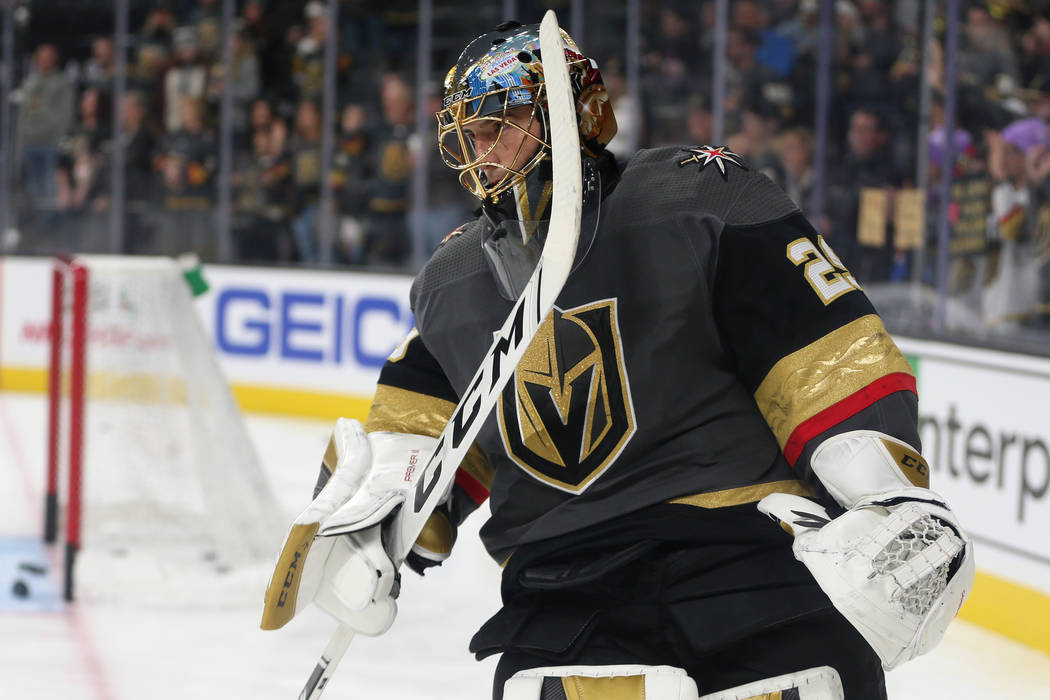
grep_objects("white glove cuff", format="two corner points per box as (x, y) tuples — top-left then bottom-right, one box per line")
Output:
(811, 430), (931, 508)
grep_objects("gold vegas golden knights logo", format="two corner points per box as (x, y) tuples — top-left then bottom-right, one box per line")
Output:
(498, 299), (636, 493)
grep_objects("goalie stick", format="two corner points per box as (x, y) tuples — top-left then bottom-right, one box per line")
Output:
(297, 10), (583, 699)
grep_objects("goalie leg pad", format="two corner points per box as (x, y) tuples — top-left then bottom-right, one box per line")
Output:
(698, 666), (843, 700)
(503, 665), (699, 700)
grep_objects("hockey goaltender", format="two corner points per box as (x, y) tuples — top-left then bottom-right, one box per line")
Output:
(262, 16), (974, 700)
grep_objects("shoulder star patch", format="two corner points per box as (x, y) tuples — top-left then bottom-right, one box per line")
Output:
(678, 145), (745, 179)
(439, 224), (467, 246)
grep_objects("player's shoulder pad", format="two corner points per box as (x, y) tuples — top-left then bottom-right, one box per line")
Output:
(617, 145), (799, 226)
(410, 217), (489, 310)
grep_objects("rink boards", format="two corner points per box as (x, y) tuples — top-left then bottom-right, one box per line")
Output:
(0, 255), (1047, 655)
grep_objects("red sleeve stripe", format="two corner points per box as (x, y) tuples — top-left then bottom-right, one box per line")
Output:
(455, 468), (490, 505)
(783, 372), (917, 466)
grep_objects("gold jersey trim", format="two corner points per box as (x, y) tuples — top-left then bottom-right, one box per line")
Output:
(668, 479), (816, 509)
(753, 315), (914, 449)
(364, 384), (494, 489)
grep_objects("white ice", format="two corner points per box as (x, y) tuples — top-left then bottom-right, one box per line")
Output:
(1, 390), (1048, 699)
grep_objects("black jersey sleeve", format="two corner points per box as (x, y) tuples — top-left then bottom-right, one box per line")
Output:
(711, 208), (919, 483)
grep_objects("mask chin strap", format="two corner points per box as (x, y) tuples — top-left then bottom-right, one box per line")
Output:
(505, 155), (554, 244)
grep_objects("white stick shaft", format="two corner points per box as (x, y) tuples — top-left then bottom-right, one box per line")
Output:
(298, 625), (355, 700)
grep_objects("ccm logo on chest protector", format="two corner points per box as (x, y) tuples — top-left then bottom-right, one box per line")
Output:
(498, 299), (636, 493)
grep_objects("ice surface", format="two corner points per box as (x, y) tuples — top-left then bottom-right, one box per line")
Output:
(1, 391), (1048, 699)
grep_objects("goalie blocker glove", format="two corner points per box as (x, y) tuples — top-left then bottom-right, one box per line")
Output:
(261, 419), (451, 635)
(757, 430), (974, 670)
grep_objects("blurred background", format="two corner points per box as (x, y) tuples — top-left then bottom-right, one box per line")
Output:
(1, 0), (1050, 344)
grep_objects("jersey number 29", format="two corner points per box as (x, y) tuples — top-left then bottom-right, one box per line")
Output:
(787, 236), (862, 306)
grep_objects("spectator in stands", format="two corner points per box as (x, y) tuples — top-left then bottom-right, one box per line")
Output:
(775, 0), (821, 59)
(728, 94), (786, 187)
(206, 27), (261, 136)
(959, 3), (1020, 94)
(733, 0), (796, 78)
(684, 94), (713, 148)
(157, 97), (216, 255)
(777, 125), (817, 217)
(848, 1), (900, 112)
(233, 122), (294, 262)
(56, 87), (106, 213)
(128, 42), (170, 123)
(163, 27), (208, 134)
(366, 73), (413, 266)
(118, 92), (160, 253)
(924, 125), (978, 292)
(1029, 127), (1050, 328)
(16, 43), (74, 212)
(140, 5), (178, 52)
(190, 0), (222, 62)
(270, 114), (290, 161)
(984, 117), (1050, 331)
(332, 102), (373, 264)
(292, 2), (328, 102)
(81, 36), (116, 122)
(289, 99), (324, 262)
(643, 7), (698, 146)
(1019, 17), (1050, 95)
(825, 105), (898, 283)
(240, 0), (270, 55)
(246, 97), (275, 150)
(721, 27), (782, 140)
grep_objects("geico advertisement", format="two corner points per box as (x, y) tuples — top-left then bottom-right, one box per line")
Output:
(0, 257), (413, 397)
(898, 338), (1050, 590)
(197, 265), (413, 394)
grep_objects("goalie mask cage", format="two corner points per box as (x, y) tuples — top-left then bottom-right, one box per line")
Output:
(44, 255), (285, 604)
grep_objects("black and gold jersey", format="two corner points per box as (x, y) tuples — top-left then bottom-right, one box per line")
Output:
(366, 145), (919, 569)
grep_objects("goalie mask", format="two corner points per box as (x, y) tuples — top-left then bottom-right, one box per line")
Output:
(437, 20), (617, 206)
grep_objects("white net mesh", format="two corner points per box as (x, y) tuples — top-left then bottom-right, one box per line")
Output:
(871, 513), (957, 617)
(62, 256), (285, 606)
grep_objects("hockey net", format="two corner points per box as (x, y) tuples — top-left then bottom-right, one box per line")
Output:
(45, 255), (286, 606)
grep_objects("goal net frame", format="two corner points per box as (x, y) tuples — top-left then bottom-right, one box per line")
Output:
(43, 255), (284, 603)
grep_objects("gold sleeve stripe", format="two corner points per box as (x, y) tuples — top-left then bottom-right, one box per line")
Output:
(668, 479), (816, 509)
(364, 384), (457, 437)
(754, 315), (915, 459)
(363, 384), (494, 491)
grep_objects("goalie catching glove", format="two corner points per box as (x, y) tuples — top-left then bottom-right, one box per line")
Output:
(260, 418), (455, 634)
(757, 430), (974, 670)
